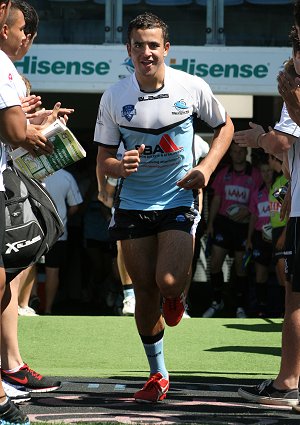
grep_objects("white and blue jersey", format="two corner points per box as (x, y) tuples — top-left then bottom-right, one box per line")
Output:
(94, 65), (226, 211)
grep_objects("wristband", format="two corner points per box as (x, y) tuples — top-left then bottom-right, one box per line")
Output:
(256, 133), (265, 148)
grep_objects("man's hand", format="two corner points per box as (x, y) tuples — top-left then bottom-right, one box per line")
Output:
(20, 124), (53, 156)
(278, 70), (300, 126)
(280, 184), (291, 222)
(233, 122), (265, 148)
(20, 95), (42, 114)
(119, 144), (145, 178)
(36, 102), (74, 128)
(176, 168), (206, 190)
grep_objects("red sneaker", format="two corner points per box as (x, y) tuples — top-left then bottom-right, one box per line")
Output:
(134, 373), (169, 403)
(162, 293), (186, 326)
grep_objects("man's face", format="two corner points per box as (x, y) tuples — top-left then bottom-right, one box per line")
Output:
(293, 49), (300, 76)
(296, 24), (300, 40)
(14, 32), (37, 61)
(1, 8), (26, 58)
(127, 27), (170, 82)
(0, 1), (10, 31)
(229, 144), (247, 165)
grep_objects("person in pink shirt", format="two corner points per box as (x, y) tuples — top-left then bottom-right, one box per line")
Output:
(203, 143), (263, 318)
(246, 157), (273, 317)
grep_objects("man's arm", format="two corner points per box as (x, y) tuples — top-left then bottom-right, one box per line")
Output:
(97, 144), (145, 180)
(177, 114), (234, 190)
(234, 122), (297, 157)
(0, 105), (26, 144)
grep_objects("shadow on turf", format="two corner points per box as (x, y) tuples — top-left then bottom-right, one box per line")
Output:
(223, 319), (282, 333)
(205, 345), (280, 357)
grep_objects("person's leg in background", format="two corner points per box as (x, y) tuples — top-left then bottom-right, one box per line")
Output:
(202, 244), (227, 317)
(117, 241), (135, 316)
(18, 265), (38, 316)
(44, 241), (67, 315)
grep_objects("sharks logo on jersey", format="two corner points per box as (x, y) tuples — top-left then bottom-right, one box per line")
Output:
(121, 105), (136, 122)
(173, 99), (190, 116)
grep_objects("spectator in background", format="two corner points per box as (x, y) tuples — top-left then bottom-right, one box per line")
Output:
(43, 169), (83, 314)
(268, 154), (288, 316)
(245, 156), (273, 318)
(203, 143), (262, 318)
(83, 171), (119, 313)
(97, 144), (136, 316)
(234, 20), (300, 406)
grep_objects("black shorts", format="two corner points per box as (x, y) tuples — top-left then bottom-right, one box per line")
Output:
(251, 229), (272, 266)
(212, 214), (248, 252)
(45, 240), (67, 268)
(0, 191), (5, 269)
(284, 217), (300, 291)
(272, 226), (286, 262)
(109, 207), (200, 241)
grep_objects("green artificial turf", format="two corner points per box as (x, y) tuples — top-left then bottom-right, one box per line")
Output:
(18, 316), (282, 379)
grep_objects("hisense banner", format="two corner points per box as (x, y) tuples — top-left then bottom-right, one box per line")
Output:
(14, 44), (291, 95)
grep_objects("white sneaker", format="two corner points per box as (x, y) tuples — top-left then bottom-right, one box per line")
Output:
(122, 295), (135, 316)
(18, 306), (38, 316)
(236, 307), (247, 318)
(202, 300), (224, 318)
(182, 309), (191, 318)
(2, 380), (31, 404)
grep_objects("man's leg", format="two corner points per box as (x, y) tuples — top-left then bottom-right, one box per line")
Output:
(117, 241), (135, 316)
(121, 236), (168, 402)
(18, 265), (38, 314)
(44, 267), (59, 315)
(274, 282), (300, 390)
(202, 244), (227, 317)
(234, 250), (249, 318)
(1, 278), (23, 370)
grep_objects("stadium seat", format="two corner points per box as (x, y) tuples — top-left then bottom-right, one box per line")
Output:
(246, 0), (292, 4)
(145, 0), (193, 5)
(93, 0), (141, 3)
(195, 0), (244, 5)
(50, 0), (88, 2)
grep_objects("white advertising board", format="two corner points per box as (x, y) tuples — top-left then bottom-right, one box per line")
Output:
(14, 44), (291, 95)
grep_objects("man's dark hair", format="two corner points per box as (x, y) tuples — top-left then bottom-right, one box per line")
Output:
(289, 25), (300, 54)
(127, 12), (169, 45)
(284, 26), (300, 77)
(294, 1), (300, 28)
(10, 0), (38, 37)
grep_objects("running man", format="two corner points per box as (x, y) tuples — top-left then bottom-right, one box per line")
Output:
(95, 12), (234, 403)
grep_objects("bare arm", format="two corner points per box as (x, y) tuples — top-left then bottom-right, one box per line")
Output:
(97, 144), (145, 180)
(68, 205), (80, 216)
(177, 114), (234, 190)
(0, 105), (26, 144)
(234, 121), (296, 156)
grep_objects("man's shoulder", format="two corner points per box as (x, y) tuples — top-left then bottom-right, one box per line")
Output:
(0, 51), (17, 77)
(166, 65), (206, 86)
(104, 75), (132, 95)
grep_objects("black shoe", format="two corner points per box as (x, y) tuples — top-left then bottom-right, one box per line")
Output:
(0, 397), (30, 424)
(238, 379), (299, 406)
(1, 364), (61, 393)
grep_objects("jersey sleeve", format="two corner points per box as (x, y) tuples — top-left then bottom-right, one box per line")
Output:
(66, 173), (83, 207)
(94, 90), (121, 147)
(274, 104), (300, 138)
(193, 77), (227, 129)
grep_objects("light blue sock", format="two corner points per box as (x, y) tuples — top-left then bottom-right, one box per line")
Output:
(141, 330), (168, 379)
(123, 284), (134, 299)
